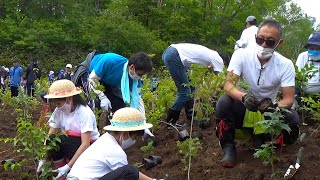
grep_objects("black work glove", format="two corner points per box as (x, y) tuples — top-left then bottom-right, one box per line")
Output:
(242, 94), (259, 112)
(258, 98), (277, 113)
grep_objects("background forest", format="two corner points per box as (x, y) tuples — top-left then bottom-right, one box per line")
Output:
(0, 0), (318, 72)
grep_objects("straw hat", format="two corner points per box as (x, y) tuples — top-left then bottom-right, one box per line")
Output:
(104, 107), (153, 131)
(44, 79), (82, 99)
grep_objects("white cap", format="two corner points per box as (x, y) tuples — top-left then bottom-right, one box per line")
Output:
(66, 64), (72, 68)
(4, 68), (9, 72)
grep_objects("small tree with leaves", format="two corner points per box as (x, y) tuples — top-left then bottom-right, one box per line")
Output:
(253, 108), (291, 179)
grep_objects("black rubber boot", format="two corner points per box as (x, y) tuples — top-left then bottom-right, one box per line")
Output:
(184, 99), (194, 121)
(222, 144), (236, 168)
(216, 119), (236, 168)
(165, 108), (181, 129)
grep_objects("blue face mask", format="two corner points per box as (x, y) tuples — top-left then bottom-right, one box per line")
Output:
(308, 50), (320, 60)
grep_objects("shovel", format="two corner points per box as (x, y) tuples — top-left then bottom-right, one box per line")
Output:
(283, 147), (304, 179)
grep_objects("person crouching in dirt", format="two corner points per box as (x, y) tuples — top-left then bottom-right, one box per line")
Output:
(37, 79), (100, 179)
(87, 52), (156, 143)
(67, 107), (153, 180)
(162, 43), (226, 128)
(215, 19), (300, 168)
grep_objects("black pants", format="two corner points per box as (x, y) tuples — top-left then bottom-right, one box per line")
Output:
(47, 135), (81, 161)
(26, 83), (34, 96)
(215, 94), (300, 147)
(99, 165), (139, 180)
(10, 86), (18, 97)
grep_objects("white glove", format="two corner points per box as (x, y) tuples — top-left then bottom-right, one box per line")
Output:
(36, 160), (45, 173)
(100, 96), (112, 111)
(52, 164), (71, 179)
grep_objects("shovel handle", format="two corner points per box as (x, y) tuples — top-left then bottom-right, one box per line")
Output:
(296, 147), (304, 165)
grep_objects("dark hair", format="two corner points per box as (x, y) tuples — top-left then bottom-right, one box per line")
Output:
(128, 52), (153, 73)
(72, 94), (87, 107)
(218, 52), (231, 67)
(32, 57), (39, 63)
(258, 18), (283, 39)
(247, 19), (257, 26)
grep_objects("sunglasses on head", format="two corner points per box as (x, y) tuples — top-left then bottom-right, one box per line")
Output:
(255, 37), (277, 48)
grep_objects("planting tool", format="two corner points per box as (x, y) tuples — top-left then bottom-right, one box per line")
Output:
(283, 147), (304, 179)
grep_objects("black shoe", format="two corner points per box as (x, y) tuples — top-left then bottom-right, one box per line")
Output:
(165, 108), (181, 125)
(222, 144), (236, 168)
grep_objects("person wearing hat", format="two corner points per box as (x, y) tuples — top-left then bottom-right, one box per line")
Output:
(64, 64), (73, 81)
(67, 107), (153, 180)
(216, 19), (300, 168)
(234, 15), (258, 51)
(88, 52), (156, 141)
(25, 57), (42, 96)
(296, 32), (320, 94)
(38, 79), (100, 179)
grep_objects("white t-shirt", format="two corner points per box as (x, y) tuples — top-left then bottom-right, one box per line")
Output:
(49, 105), (100, 140)
(67, 132), (128, 179)
(170, 43), (224, 72)
(296, 51), (320, 94)
(235, 25), (258, 50)
(228, 48), (295, 101)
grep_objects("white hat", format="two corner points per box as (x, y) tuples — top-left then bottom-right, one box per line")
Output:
(104, 107), (153, 131)
(44, 79), (82, 99)
(4, 68), (9, 72)
(66, 64), (72, 68)
(246, 16), (256, 22)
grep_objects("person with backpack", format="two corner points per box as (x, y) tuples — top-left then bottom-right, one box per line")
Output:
(25, 58), (42, 96)
(87, 52), (156, 142)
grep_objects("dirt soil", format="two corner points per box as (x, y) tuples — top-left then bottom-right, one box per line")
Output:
(1, 105), (320, 180)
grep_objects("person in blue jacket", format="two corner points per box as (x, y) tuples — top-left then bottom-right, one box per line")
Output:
(9, 59), (23, 97)
(88, 52), (156, 142)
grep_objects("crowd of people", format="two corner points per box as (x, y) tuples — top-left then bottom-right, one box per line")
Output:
(2, 17), (319, 179)
(0, 59), (74, 97)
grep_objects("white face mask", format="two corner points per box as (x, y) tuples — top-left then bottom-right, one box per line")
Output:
(120, 133), (136, 150)
(256, 44), (275, 59)
(129, 71), (142, 80)
(57, 101), (72, 113)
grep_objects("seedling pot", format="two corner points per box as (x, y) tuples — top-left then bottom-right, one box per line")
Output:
(192, 131), (203, 140)
(143, 158), (156, 170)
(142, 134), (157, 146)
(1, 159), (15, 165)
(148, 155), (162, 165)
(178, 129), (190, 141)
(199, 121), (211, 129)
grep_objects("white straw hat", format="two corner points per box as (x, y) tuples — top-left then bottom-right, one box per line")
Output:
(104, 107), (153, 131)
(44, 79), (82, 99)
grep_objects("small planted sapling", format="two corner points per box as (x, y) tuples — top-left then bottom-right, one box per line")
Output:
(140, 141), (155, 153)
(253, 107), (291, 179)
(187, 65), (226, 126)
(177, 138), (201, 171)
(294, 64), (319, 123)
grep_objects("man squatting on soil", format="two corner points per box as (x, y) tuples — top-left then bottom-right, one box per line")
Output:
(215, 18), (300, 168)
